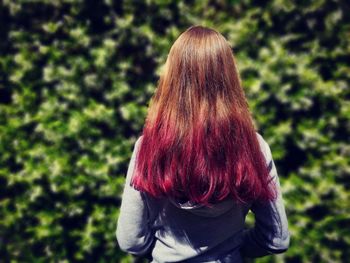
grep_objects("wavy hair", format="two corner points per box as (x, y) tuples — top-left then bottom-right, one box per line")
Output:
(131, 25), (276, 206)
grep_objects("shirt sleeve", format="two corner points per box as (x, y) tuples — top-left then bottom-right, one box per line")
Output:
(240, 134), (290, 258)
(116, 136), (155, 256)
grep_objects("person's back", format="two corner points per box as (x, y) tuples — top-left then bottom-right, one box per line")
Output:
(116, 25), (290, 262)
(117, 133), (289, 262)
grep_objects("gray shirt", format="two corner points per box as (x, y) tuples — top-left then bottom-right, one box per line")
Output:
(116, 132), (290, 262)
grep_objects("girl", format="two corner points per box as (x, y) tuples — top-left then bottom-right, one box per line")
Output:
(116, 25), (290, 263)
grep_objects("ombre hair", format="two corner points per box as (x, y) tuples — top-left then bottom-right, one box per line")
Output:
(131, 25), (276, 206)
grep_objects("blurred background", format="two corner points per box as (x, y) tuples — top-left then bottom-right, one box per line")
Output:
(0, 0), (349, 262)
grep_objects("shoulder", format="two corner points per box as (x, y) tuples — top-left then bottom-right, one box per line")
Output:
(255, 131), (268, 149)
(135, 135), (144, 149)
(255, 131), (272, 162)
(130, 135), (144, 163)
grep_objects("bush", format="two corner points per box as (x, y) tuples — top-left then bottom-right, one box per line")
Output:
(0, 0), (349, 262)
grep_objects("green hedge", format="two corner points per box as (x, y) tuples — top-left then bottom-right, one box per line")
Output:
(0, 0), (349, 262)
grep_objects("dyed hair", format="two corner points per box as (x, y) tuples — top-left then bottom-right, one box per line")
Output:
(131, 25), (276, 206)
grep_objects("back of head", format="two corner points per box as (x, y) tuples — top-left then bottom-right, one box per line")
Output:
(131, 25), (276, 206)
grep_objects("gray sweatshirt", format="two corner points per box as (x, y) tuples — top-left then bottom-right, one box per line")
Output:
(116, 132), (290, 262)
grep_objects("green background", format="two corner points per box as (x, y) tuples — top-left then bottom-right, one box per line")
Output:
(0, 0), (349, 262)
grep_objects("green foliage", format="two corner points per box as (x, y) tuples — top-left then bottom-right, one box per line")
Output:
(0, 0), (349, 262)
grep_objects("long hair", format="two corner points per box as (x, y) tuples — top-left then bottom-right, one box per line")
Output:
(131, 25), (276, 206)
